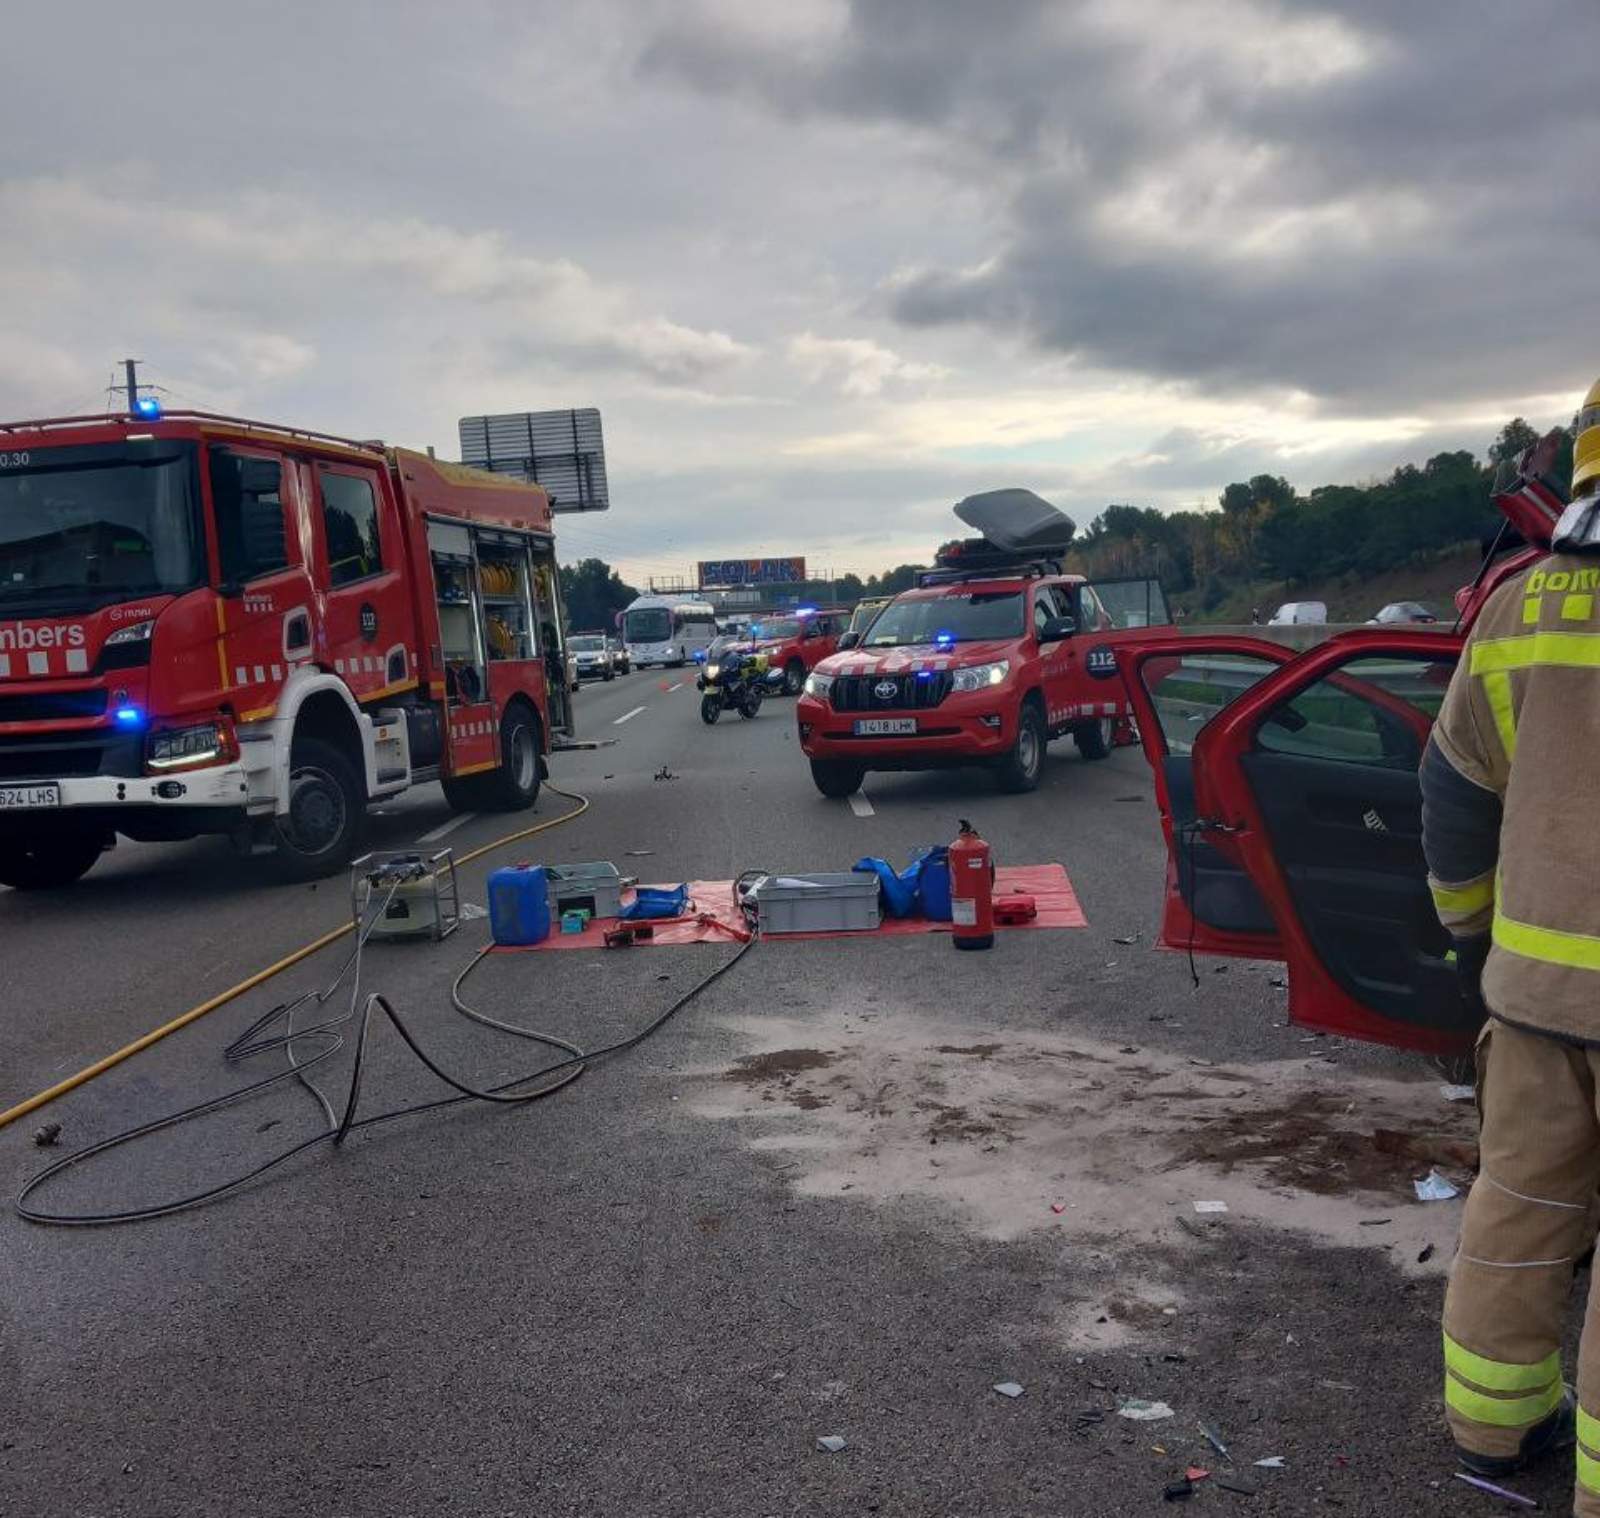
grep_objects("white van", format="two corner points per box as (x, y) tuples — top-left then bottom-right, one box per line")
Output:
(621, 595), (718, 668)
(1268, 601), (1328, 625)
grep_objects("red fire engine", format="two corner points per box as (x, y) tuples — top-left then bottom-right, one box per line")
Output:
(0, 409), (577, 888)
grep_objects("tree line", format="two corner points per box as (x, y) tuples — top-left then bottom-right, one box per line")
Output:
(561, 418), (1570, 628)
(1064, 419), (1573, 613)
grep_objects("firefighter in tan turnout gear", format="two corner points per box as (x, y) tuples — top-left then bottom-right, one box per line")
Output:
(1423, 385), (1600, 1508)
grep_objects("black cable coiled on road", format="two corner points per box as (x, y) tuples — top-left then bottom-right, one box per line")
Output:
(17, 898), (756, 1227)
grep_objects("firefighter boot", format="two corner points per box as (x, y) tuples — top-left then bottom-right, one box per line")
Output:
(1442, 1021), (1598, 1490)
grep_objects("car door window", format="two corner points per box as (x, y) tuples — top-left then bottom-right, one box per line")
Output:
(1032, 586), (1061, 636)
(1255, 654), (1454, 770)
(210, 449), (289, 584)
(318, 470), (382, 587)
(1140, 651), (1285, 754)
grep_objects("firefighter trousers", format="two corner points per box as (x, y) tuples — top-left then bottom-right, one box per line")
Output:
(1444, 1018), (1600, 1510)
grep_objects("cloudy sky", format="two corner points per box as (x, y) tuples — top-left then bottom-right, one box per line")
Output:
(3, 1), (1595, 586)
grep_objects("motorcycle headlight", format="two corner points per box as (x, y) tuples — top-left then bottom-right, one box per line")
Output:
(704, 664), (720, 680)
(147, 719), (238, 772)
(803, 672), (834, 698)
(950, 660), (1009, 692)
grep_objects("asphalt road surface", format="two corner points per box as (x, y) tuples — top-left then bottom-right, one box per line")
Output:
(1, 670), (1542, 1516)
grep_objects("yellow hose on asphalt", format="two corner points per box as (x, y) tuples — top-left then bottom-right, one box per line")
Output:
(0, 786), (591, 1131)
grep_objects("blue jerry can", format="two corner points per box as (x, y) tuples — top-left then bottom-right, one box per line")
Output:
(488, 865), (552, 946)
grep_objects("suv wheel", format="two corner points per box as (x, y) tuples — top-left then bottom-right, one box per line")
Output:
(996, 698), (1045, 793)
(810, 759), (865, 798)
(1074, 717), (1113, 761)
(784, 659), (806, 696)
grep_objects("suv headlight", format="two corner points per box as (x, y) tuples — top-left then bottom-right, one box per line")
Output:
(147, 719), (238, 772)
(803, 671), (833, 698)
(950, 660), (1009, 692)
(98, 618), (155, 672)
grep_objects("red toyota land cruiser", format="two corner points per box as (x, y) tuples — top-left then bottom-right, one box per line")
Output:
(796, 562), (1164, 796)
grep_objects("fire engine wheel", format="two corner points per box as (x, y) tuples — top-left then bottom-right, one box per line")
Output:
(480, 705), (543, 812)
(273, 737), (363, 880)
(996, 699), (1045, 793)
(701, 695), (722, 725)
(810, 759), (864, 798)
(1074, 717), (1113, 761)
(0, 827), (108, 890)
(783, 660), (806, 696)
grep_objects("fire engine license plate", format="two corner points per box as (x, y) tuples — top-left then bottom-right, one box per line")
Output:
(0, 783), (61, 809)
(853, 718), (917, 736)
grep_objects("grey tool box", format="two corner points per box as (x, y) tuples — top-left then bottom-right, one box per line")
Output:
(546, 862), (624, 919)
(748, 872), (881, 935)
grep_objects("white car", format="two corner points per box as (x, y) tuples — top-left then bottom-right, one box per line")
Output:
(1268, 600), (1328, 625)
(569, 634), (616, 682)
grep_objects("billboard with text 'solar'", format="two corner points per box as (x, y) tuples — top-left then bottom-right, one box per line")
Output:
(697, 557), (806, 588)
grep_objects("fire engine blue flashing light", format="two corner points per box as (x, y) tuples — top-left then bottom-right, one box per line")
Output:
(935, 630), (954, 647)
(114, 705), (144, 728)
(795, 606), (817, 616)
(133, 396), (162, 420)
(916, 670), (933, 679)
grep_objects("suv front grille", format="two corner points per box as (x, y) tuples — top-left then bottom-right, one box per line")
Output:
(830, 672), (953, 711)
(0, 688), (108, 724)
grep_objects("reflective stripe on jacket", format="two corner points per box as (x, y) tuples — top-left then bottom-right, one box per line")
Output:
(1424, 555), (1600, 1041)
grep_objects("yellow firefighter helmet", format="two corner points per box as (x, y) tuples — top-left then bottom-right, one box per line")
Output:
(1573, 375), (1600, 496)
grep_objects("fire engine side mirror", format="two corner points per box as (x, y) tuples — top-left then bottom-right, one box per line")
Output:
(1039, 615), (1076, 642)
(837, 631), (862, 651)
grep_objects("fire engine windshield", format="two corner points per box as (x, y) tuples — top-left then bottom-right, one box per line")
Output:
(0, 442), (204, 615)
(624, 607), (672, 642)
(752, 619), (801, 641)
(864, 590), (1024, 646)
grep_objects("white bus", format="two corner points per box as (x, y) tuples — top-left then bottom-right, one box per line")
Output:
(621, 595), (718, 668)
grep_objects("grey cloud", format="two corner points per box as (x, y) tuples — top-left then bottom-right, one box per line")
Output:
(643, 0), (1600, 408)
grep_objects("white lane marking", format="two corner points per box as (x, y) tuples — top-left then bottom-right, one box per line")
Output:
(665, 682), (684, 692)
(848, 791), (875, 818)
(614, 705), (648, 725)
(418, 812), (477, 844)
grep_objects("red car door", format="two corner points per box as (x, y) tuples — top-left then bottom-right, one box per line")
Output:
(1126, 628), (1475, 1054)
(1119, 634), (1296, 959)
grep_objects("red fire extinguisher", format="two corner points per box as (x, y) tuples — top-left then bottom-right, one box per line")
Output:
(948, 818), (994, 951)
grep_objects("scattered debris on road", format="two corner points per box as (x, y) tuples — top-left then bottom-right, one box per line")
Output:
(31, 1122), (61, 1147)
(1193, 1199), (1229, 1215)
(1414, 1169), (1461, 1202)
(1118, 1398), (1175, 1421)
(816, 1435), (847, 1454)
(1440, 1084), (1476, 1102)
(1254, 1456), (1286, 1469)
(1199, 1423), (1229, 1457)
(1453, 1472), (1538, 1508)
(992, 1381), (1024, 1398)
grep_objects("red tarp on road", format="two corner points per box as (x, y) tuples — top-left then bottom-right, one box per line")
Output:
(492, 863), (1086, 952)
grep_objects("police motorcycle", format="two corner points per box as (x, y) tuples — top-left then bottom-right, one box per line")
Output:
(698, 648), (780, 723)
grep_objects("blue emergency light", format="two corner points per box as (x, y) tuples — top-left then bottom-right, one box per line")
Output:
(114, 705), (144, 728)
(795, 606), (817, 616)
(935, 630), (955, 647)
(133, 396), (162, 420)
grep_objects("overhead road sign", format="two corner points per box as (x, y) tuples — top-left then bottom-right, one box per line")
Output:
(698, 557), (807, 588)
(458, 408), (609, 513)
